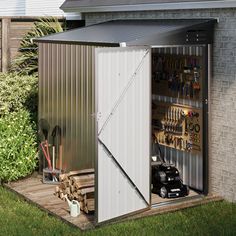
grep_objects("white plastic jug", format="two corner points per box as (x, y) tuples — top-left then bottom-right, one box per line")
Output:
(70, 200), (80, 217)
(65, 195), (80, 217)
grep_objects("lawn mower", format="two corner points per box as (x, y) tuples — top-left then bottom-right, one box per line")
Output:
(152, 134), (189, 198)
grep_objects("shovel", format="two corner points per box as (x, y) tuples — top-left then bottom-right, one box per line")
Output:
(38, 119), (51, 169)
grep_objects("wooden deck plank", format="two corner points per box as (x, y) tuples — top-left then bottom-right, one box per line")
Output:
(151, 189), (198, 205)
(5, 177), (95, 230)
(10, 180), (42, 189)
(15, 183), (55, 193)
(4, 176), (223, 231)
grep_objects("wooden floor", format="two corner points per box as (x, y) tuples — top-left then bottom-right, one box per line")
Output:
(5, 176), (95, 230)
(151, 189), (198, 205)
(5, 176), (223, 230)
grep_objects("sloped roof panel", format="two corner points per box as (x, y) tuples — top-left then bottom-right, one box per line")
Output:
(35, 19), (215, 46)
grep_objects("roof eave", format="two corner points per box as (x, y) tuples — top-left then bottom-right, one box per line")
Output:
(61, 1), (236, 13)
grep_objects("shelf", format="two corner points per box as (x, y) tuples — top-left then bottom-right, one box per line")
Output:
(152, 94), (202, 109)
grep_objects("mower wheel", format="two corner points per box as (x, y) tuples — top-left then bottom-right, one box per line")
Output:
(160, 186), (167, 198)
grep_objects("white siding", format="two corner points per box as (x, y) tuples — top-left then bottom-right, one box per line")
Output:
(25, 0), (64, 16)
(0, 0), (64, 16)
(0, 0), (25, 16)
(96, 47), (151, 223)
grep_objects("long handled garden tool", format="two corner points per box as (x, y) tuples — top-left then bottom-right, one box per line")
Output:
(51, 125), (62, 171)
(39, 119), (59, 183)
(40, 141), (52, 170)
(38, 119), (51, 169)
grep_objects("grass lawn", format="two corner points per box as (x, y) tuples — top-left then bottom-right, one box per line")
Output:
(0, 186), (235, 236)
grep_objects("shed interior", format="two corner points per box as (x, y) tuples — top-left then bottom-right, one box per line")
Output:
(150, 46), (207, 205)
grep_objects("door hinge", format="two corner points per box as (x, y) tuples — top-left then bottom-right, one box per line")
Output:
(91, 112), (102, 121)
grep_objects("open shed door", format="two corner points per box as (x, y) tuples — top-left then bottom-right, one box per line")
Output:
(95, 47), (151, 223)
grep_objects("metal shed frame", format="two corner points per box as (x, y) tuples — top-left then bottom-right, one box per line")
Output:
(36, 19), (215, 224)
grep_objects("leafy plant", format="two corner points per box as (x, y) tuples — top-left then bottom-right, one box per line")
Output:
(0, 73), (38, 182)
(0, 109), (37, 182)
(11, 17), (64, 75)
(0, 73), (38, 119)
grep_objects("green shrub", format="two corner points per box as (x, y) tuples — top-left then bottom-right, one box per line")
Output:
(0, 73), (38, 119)
(0, 73), (38, 182)
(0, 109), (37, 182)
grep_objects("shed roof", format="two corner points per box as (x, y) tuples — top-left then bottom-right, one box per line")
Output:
(35, 19), (215, 46)
(61, 0), (217, 8)
(60, 0), (234, 12)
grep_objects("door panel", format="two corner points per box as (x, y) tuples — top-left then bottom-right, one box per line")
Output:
(96, 47), (151, 223)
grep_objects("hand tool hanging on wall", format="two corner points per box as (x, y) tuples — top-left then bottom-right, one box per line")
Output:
(193, 70), (201, 98)
(185, 116), (188, 135)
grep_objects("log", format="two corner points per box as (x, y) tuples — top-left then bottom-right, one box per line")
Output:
(71, 174), (94, 185)
(80, 187), (95, 195)
(72, 174), (94, 189)
(67, 168), (94, 178)
(55, 186), (60, 193)
(74, 183), (94, 190)
(65, 187), (70, 195)
(59, 192), (64, 199)
(70, 185), (75, 193)
(86, 198), (95, 211)
(72, 193), (83, 201)
(59, 168), (94, 181)
(83, 206), (88, 214)
(60, 181), (69, 190)
(59, 173), (67, 182)
(80, 201), (85, 211)
(57, 168), (95, 214)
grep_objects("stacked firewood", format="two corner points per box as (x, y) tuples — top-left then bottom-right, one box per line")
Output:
(55, 168), (95, 214)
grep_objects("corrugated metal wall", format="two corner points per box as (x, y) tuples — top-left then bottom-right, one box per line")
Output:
(38, 43), (96, 172)
(163, 147), (203, 190)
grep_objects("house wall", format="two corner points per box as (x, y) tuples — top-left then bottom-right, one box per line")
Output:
(83, 8), (236, 202)
(25, 0), (64, 16)
(0, 0), (64, 17)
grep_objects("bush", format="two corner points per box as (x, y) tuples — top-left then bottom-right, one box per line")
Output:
(0, 73), (38, 119)
(0, 73), (38, 182)
(0, 109), (37, 182)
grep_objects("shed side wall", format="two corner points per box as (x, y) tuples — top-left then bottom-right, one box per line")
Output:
(83, 8), (236, 202)
(38, 43), (96, 171)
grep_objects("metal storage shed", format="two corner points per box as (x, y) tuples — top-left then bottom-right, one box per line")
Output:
(36, 19), (215, 223)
